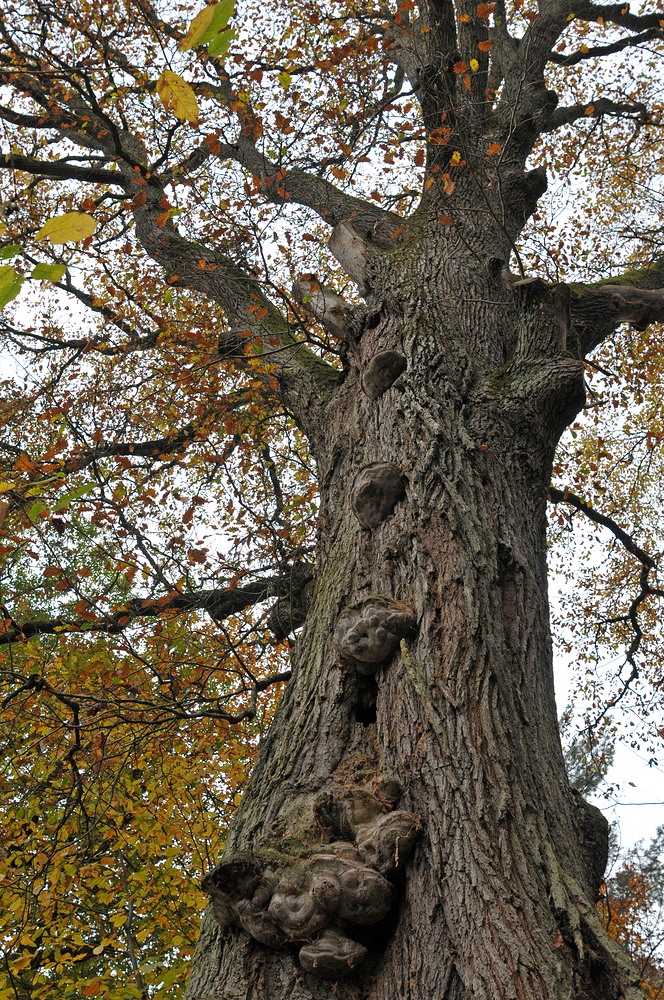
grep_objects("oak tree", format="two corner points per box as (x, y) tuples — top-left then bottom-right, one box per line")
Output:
(1, 1), (664, 998)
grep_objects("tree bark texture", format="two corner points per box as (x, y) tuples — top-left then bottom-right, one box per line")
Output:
(185, 225), (641, 1000)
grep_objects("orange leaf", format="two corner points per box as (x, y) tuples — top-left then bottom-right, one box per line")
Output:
(130, 190), (147, 211)
(478, 39), (494, 51)
(438, 215), (455, 226)
(487, 142), (502, 154)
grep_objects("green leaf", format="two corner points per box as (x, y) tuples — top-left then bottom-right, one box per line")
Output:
(179, 1), (235, 55)
(207, 25), (236, 56)
(277, 71), (292, 90)
(0, 265), (24, 310)
(179, 4), (216, 49)
(201, 0), (235, 39)
(0, 245), (22, 260)
(27, 500), (47, 520)
(31, 263), (67, 282)
(35, 212), (97, 244)
(52, 483), (97, 512)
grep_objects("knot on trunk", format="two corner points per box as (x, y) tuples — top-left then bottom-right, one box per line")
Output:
(334, 597), (417, 672)
(352, 463), (406, 528)
(267, 561), (314, 640)
(362, 350), (407, 398)
(299, 928), (367, 979)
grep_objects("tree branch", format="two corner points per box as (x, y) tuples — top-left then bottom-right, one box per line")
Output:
(548, 488), (656, 569)
(0, 566), (313, 647)
(0, 153), (124, 187)
(570, 260), (664, 355)
(548, 487), (664, 732)
(542, 98), (649, 133)
(549, 27), (663, 66)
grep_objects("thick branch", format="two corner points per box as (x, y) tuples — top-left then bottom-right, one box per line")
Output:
(571, 1), (664, 32)
(0, 567), (313, 647)
(543, 98), (649, 133)
(570, 279), (664, 355)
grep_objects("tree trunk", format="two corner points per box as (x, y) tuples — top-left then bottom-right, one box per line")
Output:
(185, 229), (641, 1000)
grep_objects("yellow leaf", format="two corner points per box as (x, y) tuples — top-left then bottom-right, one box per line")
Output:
(36, 212), (97, 244)
(179, 5), (216, 50)
(157, 70), (199, 125)
(469, 58), (479, 71)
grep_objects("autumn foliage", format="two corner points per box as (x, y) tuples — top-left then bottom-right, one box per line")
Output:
(0, 0), (663, 996)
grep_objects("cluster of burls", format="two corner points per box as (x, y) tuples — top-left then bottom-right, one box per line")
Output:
(202, 778), (420, 980)
(334, 597), (417, 674)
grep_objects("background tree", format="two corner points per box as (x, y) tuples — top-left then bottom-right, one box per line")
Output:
(0, 1), (664, 999)
(601, 828), (664, 1000)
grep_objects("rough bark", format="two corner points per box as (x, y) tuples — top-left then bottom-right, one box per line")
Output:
(185, 226), (640, 1000)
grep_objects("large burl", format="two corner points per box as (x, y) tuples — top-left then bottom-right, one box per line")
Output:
(351, 462), (405, 528)
(202, 841), (399, 980)
(334, 596), (417, 673)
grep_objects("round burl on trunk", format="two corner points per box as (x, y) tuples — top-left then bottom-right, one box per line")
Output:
(361, 350), (407, 398)
(351, 463), (406, 529)
(334, 597), (417, 671)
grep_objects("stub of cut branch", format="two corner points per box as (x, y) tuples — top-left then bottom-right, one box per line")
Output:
(329, 221), (369, 292)
(292, 277), (351, 338)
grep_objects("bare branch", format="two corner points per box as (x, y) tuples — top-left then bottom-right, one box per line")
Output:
(549, 27), (663, 66)
(549, 487), (664, 732)
(543, 98), (649, 133)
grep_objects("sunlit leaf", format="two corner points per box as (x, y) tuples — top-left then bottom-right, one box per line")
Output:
(0, 265), (24, 309)
(36, 212), (97, 245)
(156, 70), (200, 124)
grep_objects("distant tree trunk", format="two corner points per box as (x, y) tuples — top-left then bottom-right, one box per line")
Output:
(185, 227), (640, 1000)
